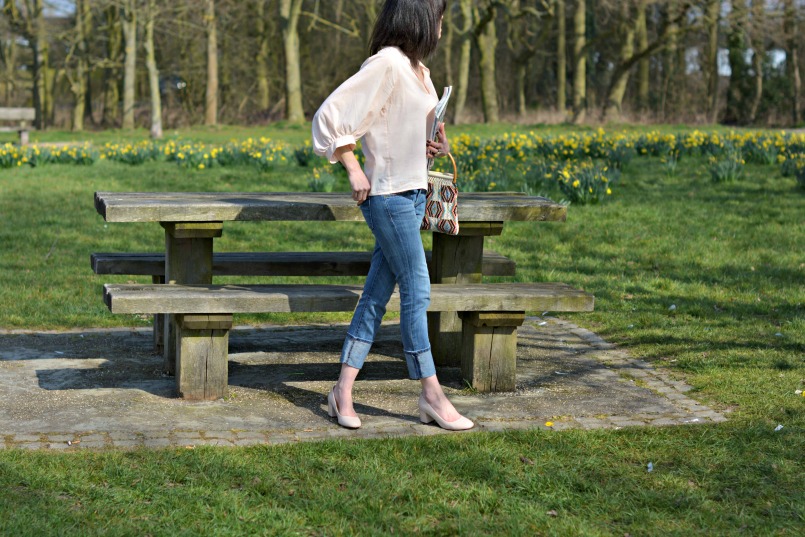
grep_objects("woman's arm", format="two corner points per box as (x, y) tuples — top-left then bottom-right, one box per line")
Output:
(334, 146), (371, 205)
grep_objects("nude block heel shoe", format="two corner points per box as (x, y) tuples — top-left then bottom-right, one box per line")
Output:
(418, 395), (474, 431)
(328, 387), (361, 429)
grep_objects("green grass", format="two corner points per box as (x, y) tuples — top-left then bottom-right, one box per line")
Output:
(1, 124), (803, 535)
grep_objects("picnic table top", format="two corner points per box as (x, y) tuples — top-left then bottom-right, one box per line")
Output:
(94, 191), (567, 223)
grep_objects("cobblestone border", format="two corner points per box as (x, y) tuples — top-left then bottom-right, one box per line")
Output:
(1, 318), (727, 450)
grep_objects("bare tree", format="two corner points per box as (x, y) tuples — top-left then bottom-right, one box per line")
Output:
(121, 0), (136, 129)
(100, 2), (123, 127)
(746, 0), (766, 124)
(4, 0), (49, 129)
(66, 0), (92, 131)
(555, 0), (566, 114)
(280, 0), (304, 123)
(255, 0), (271, 113)
(724, 0), (750, 124)
(505, 1), (554, 118)
(204, 0), (218, 126)
(602, 1), (694, 122)
(144, 0), (162, 137)
(452, 0), (473, 123)
(571, 0), (585, 123)
(635, 0), (649, 113)
(783, 0), (801, 125)
(705, 0), (720, 122)
(0, 8), (18, 104)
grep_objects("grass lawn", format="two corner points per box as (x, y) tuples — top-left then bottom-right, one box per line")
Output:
(0, 124), (803, 535)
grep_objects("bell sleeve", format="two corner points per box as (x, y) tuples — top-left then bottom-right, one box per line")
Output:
(312, 55), (398, 164)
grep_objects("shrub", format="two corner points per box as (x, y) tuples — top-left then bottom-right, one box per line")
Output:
(0, 144), (26, 168)
(308, 167), (337, 192)
(103, 142), (161, 165)
(557, 161), (614, 205)
(708, 146), (745, 183)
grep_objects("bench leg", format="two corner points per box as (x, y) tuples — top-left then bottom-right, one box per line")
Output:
(175, 314), (232, 401)
(162, 222), (222, 375)
(460, 312), (525, 392)
(428, 228), (488, 367)
(152, 275), (165, 354)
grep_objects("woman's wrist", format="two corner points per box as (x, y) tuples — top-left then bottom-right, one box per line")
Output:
(335, 146), (361, 173)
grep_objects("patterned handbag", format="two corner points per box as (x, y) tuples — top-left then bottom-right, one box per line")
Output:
(421, 153), (459, 235)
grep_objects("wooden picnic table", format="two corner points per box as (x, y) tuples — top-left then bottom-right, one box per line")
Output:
(94, 191), (569, 391)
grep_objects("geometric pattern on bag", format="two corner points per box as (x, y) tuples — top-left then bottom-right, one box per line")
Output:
(420, 153), (459, 235)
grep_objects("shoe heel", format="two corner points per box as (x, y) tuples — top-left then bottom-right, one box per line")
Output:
(327, 391), (337, 418)
(420, 410), (434, 424)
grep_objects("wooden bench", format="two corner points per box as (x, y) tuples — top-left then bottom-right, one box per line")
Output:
(94, 191), (583, 400)
(0, 107), (35, 146)
(103, 282), (594, 400)
(91, 250), (517, 353)
(90, 250), (516, 278)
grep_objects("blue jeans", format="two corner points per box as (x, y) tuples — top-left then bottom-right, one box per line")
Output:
(340, 189), (436, 379)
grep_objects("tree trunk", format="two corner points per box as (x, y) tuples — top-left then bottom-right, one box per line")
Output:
(71, 0), (90, 131)
(145, 0), (162, 138)
(453, 0), (473, 123)
(14, 0), (50, 129)
(2, 19), (17, 105)
(705, 0), (720, 123)
(571, 0), (586, 123)
(102, 4), (122, 126)
(474, 5), (499, 123)
(556, 0), (566, 114)
(662, 1), (680, 120)
(517, 63), (527, 117)
(255, 0), (270, 112)
(280, 0), (304, 124)
(204, 0), (218, 126)
(784, 0), (801, 125)
(443, 0), (454, 88)
(603, 3), (635, 122)
(724, 1), (749, 125)
(121, 0), (137, 129)
(746, 0), (764, 125)
(635, 0), (649, 113)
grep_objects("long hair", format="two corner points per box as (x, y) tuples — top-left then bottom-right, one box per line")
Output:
(369, 0), (447, 67)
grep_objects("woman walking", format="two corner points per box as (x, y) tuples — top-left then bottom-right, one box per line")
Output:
(312, 0), (473, 431)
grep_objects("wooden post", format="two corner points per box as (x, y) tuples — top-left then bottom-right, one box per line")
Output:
(175, 314), (232, 400)
(152, 274), (165, 354)
(428, 222), (503, 366)
(18, 121), (29, 146)
(460, 311), (525, 392)
(161, 222), (222, 374)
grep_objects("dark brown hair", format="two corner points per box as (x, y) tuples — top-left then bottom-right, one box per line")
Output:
(369, 0), (447, 67)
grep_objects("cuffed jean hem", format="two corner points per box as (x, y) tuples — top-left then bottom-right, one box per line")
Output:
(340, 335), (373, 370)
(340, 335), (437, 380)
(404, 347), (436, 380)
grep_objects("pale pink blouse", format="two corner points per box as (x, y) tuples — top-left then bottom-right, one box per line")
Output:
(312, 46), (438, 196)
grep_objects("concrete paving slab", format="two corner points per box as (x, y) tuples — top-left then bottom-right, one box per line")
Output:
(0, 318), (726, 450)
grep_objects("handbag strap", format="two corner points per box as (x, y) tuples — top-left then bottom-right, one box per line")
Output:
(446, 153), (457, 185)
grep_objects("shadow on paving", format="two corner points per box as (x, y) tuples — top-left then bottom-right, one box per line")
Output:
(0, 318), (726, 447)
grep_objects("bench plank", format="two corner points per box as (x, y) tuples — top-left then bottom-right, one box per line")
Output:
(91, 250), (517, 277)
(0, 107), (35, 121)
(95, 192), (567, 223)
(103, 282), (593, 399)
(103, 282), (594, 315)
